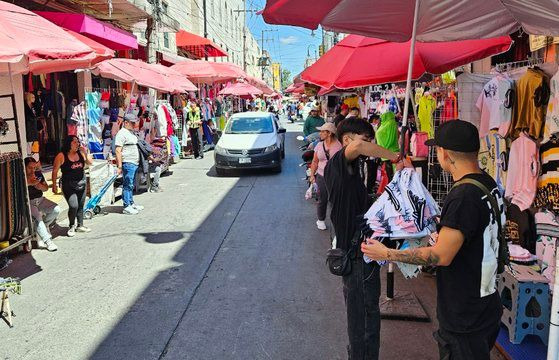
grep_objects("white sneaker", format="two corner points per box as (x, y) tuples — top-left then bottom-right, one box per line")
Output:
(132, 204), (144, 211)
(36, 239), (46, 249)
(76, 226), (91, 233)
(316, 220), (327, 231)
(67, 225), (76, 237)
(123, 206), (139, 215)
(44, 239), (58, 252)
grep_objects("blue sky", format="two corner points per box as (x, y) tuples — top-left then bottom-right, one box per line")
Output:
(245, 0), (323, 82)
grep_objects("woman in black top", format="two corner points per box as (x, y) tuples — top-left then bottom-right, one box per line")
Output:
(52, 136), (93, 237)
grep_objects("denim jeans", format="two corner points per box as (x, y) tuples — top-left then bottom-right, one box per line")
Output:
(122, 162), (138, 207)
(343, 257), (381, 360)
(30, 197), (60, 241)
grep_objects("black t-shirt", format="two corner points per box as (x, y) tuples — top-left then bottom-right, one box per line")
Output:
(437, 172), (503, 333)
(325, 148), (369, 251)
(333, 114), (346, 127)
(28, 171), (46, 200)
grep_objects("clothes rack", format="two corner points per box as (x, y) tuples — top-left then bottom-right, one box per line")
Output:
(494, 57), (544, 73)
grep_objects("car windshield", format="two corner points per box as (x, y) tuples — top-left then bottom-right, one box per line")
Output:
(225, 117), (274, 134)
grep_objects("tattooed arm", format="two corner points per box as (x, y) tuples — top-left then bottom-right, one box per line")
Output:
(361, 227), (465, 267)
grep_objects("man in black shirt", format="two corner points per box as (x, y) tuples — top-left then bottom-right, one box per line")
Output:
(333, 104), (349, 127)
(325, 117), (399, 360)
(362, 120), (503, 360)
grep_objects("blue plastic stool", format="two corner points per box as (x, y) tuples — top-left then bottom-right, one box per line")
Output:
(498, 264), (550, 345)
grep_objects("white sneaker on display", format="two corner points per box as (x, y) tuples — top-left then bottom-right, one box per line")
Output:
(132, 204), (144, 211)
(316, 220), (327, 231)
(123, 206), (139, 215)
(44, 239), (58, 252)
(67, 225), (76, 237)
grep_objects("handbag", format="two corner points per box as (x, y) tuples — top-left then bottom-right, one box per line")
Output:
(326, 231), (360, 276)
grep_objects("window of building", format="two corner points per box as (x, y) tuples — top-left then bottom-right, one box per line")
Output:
(163, 32), (169, 48)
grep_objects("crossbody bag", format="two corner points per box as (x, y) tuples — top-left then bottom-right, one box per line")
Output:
(326, 230), (360, 276)
(451, 178), (510, 274)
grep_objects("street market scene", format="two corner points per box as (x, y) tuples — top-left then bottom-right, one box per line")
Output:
(2, 0), (559, 359)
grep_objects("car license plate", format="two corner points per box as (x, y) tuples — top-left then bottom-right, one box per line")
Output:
(239, 157), (251, 164)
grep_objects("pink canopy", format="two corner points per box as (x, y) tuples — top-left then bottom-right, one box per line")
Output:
(263, 0), (559, 42)
(171, 60), (247, 84)
(36, 12), (138, 50)
(91, 59), (196, 94)
(66, 30), (114, 62)
(301, 35), (512, 89)
(0, 2), (98, 74)
(245, 76), (275, 95)
(284, 83), (305, 95)
(219, 82), (263, 98)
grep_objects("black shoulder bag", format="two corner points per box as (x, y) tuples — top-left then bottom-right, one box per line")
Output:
(322, 141), (331, 161)
(452, 178), (510, 274)
(326, 230), (360, 276)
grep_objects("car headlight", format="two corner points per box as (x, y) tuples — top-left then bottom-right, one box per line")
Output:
(215, 145), (228, 155)
(264, 144), (278, 153)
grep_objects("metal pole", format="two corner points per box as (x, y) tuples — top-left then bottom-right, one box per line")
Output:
(203, 0), (208, 60)
(243, 0), (247, 71)
(261, 29), (265, 80)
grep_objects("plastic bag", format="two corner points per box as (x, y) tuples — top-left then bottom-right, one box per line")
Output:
(305, 184), (314, 200)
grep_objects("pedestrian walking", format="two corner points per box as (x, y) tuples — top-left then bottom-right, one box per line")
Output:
(324, 117), (400, 360)
(333, 104), (349, 127)
(303, 105), (325, 137)
(309, 123), (342, 231)
(362, 120), (504, 360)
(52, 135), (94, 236)
(115, 113), (144, 215)
(186, 102), (203, 159)
(25, 157), (59, 251)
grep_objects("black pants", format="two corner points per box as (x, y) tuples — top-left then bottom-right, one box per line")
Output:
(434, 323), (500, 360)
(343, 257), (381, 360)
(62, 185), (86, 227)
(316, 174), (328, 221)
(189, 127), (202, 158)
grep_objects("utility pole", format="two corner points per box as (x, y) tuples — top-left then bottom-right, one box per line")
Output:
(202, 0), (208, 60)
(233, 4), (257, 72)
(259, 29), (278, 81)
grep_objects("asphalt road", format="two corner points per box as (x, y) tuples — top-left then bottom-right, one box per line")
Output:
(1, 118), (485, 360)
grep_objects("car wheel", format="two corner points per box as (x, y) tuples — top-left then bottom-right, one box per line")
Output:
(216, 167), (227, 177)
(272, 164), (282, 173)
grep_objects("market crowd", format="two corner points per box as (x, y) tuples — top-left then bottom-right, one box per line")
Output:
(300, 95), (505, 360)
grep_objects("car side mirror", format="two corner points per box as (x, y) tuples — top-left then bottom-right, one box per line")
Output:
(278, 128), (287, 134)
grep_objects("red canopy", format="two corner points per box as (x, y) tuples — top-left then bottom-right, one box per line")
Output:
(245, 76), (274, 95)
(262, 0), (559, 42)
(171, 60), (246, 84)
(301, 35), (512, 89)
(219, 82), (263, 99)
(284, 83), (305, 94)
(176, 30), (228, 58)
(0, 2), (98, 74)
(91, 59), (196, 94)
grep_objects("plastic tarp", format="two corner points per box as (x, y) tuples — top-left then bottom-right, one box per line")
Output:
(263, 0), (559, 42)
(0, 2), (98, 74)
(301, 34), (512, 89)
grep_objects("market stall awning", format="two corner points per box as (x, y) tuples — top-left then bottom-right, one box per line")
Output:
(66, 30), (114, 61)
(219, 82), (263, 98)
(171, 60), (246, 84)
(90, 59), (196, 94)
(301, 35), (512, 89)
(0, 3), (99, 74)
(245, 76), (275, 95)
(176, 30), (228, 58)
(35, 12), (138, 50)
(262, 0), (559, 42)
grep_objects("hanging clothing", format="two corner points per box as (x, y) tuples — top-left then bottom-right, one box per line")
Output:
(457, 72), (494, 129)
(478, 130), (508, 194)
(417, 94), (436, 138)
(534, 138), (559, 211)
(375, 111), (399, 155)
(476, 74), (515, 137)
(510, 68), (549, 139)
(155, 104), (169, 138)
(505, 203), (537, 253)
(71, 101), (88, 146)
(543, 71), (559, 143)
(536, 235), (557, 289)
(343, 96), (359, 109)
(441, 92), (458, 122)
(505, 132), (539, 211)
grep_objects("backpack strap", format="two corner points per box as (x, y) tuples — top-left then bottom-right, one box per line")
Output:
(451, 178), (510, 274)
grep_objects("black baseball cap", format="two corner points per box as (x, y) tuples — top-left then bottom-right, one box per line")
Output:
(425, 120), (480, 152)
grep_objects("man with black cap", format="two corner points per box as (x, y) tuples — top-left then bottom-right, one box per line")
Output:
(362, 120), (504, 360)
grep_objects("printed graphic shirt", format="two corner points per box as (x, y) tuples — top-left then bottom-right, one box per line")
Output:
(476, 75), (514, 137)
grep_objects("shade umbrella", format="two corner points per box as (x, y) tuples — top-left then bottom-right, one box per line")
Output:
(245, 75), (275, 95)
(66, 30), (114, 62)
(0, 2), (98, 74)
(91, 59), (191, 94)
(150, 63), (198, 93)
(219, 82), (263, 99)
(301, 35), (512, 89)
(172, 60), (247, 84)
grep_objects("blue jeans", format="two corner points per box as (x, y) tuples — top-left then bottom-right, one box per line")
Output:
(122, 162), (138, 207)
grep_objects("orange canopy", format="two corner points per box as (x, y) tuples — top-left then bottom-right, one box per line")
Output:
(176, 30), (228, 59)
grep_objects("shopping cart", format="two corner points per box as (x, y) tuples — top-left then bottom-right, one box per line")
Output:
(83, 174), (118, 220)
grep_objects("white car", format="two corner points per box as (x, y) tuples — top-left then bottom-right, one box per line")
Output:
(214, 112), (286, 175)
